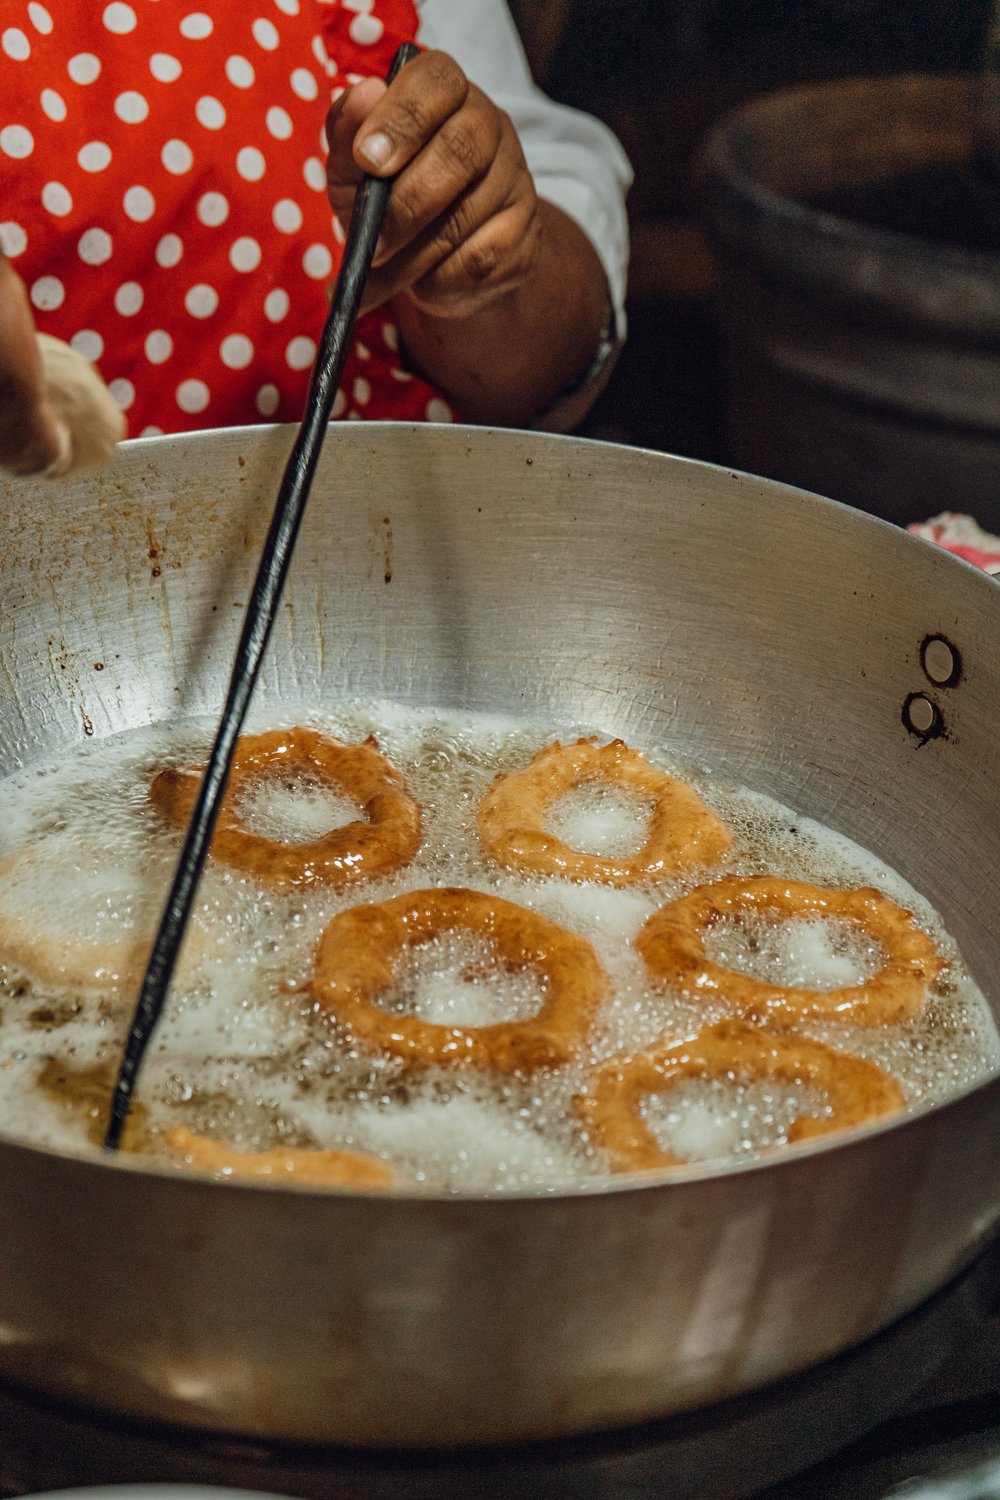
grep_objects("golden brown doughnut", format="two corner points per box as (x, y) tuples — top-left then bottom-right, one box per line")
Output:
(636, 876), (945, 1026)
(477, 738), (732, 885)
(150, 727), (421, 889)
(575, 1020), (906, 1172)
(164, 1126), (398, 1188)
(311, 886), (607, 1072)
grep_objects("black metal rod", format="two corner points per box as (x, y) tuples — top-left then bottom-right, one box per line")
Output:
(104, 41), (419, 1150)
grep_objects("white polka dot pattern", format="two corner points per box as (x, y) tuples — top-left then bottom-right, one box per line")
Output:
(2, 125), (34, 158)
(162, 139), (194, 174)
(253, 19), (280, 51)
(41, 181), (72, 216)
(150, 52), (183, 83)
(156, 234), (184, 268)
(230, 237), (262, 272)
(145, 330), (173, 364)
(264, 288), (290, 322)
(255, 383), (280, 416)
(0, 222), (27, 256)
(114, 281), (144, 315)
(220, 334), (254, 369)
(303, 242), (333, 279)
(123, 185), (156, 222)
(225, 55), (256, 89)
(71, 329), (104, 360)
(273, 198), (303, 233)
(291, 67), (318, 100)
(103, 5), (137, 37)
(176, 378), (210, 413)
(303, 155), (325, 191)
(31, 275), (65, 310)
(0, 0), (458, 436)
(237, 147), (266, 181)
(286, 336), (316, 370)
(349, 13), (384, 44)
(185, 284), (219, 319)
(67, 53), (101, 85)
(77, 141), (111, 172)
(109, 377), (136, 409)
(114, 90), (150, 124)
(179, 13), (213, 41)
(266, 106), (293, 140)
(40, 89), (67, 121)
(195, 96), (226, 129)
(197, 192), (230, 227)
(3, 26), (31, 60)
(78, 228), (113, 265)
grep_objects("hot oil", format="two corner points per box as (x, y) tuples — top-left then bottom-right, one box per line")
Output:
(390, 932), (547, 1026)
(0, 703), (995, 1192)
(640, 1076), (831, 1162)
(704, 914), (882, 990)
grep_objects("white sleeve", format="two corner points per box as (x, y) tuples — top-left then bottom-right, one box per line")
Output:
(415, 0), (632, 338)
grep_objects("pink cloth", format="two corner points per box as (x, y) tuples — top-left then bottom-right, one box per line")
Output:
(907, 514), (1000, 576)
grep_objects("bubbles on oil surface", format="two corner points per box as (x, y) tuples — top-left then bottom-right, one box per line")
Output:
(546, 783), (653, 859)
(640, 1077), (831, 1162)
(236, 773), (361, 846)
(0, 700), (995, 1191)
(704, 915), (881, 992)
(390, 932), (546, 1026)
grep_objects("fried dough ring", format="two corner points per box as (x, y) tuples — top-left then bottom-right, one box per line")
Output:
(311, 886), (607, 1072)
(150, 727), (421, 889)
(576, 1020), (906, 1172)
(164, 1127), (397, 1189)
(0, 847), (202, 996)
(477, 738), (732, 886)
(636, 876), (945, 1026)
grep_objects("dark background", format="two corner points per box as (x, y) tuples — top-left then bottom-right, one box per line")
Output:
(509, 0), (994, 464)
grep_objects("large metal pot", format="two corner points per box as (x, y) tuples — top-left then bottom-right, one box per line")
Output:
(1, 422), (999, 1448)
(700, 74), (1000, 529)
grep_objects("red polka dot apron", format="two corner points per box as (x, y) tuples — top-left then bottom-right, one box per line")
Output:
(0, 0), (457, 436)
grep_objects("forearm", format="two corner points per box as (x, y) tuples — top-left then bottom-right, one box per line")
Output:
(391, 202), (608, 427)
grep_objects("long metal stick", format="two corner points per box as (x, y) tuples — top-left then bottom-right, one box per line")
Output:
(103, 41), (418, 1150)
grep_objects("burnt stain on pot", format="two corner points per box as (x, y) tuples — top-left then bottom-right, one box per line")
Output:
(367, 513), (393, 583)
(920, 633), (962, 689)
(382, 515), (393, 582)
(901, 635), (963, 745)
(144, 518), (162, 579)
(902, 692), (947, 745)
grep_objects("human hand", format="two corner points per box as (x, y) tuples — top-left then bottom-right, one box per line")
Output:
(0, 253), (125, 479)
(325, 50), (542, 319)
(0, 253), (70, 476)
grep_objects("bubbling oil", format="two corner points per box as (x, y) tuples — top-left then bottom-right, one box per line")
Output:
(0, 702), (995, 1194)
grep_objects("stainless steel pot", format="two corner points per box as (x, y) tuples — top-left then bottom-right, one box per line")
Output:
(1, 422), (999, 1448)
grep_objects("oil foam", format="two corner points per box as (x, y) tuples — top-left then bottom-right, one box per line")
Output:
(0, 702), (995, 1192)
